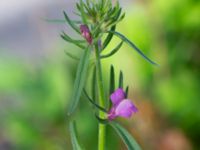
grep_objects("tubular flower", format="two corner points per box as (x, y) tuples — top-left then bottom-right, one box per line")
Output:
(80, 25), (92, 44)
(108, 88), (138, 120)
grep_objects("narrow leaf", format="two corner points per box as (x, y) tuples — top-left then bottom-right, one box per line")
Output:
(125, 86), (129, 98)
(110, 3), (119, 18)
(61, 32), (85, 49)
(69, 121), (83, 150)
(102, 8), (121, 51)
(44, 18), (66, 23)
(102, 25), (116, 50)
(82, 2), (90, 14)
(106, 8), (122, 27)
(109, 65), (115, 107)
(108, 7), (116, 18)
(107, 12), (125, 28)
(62, 32), (85, 43)
(83, 89), (108, 113)
(101, 41), (123, 59)
(64, 50), (80, 61)
(44, 18), (81, 24)
(68, 46), (91, 115)
(100, 0), (106, 10)
(109, 65), (115, 94)
(61, 32), (84, 43)
(63, 11), (80, 34)
(110, 122), (142, 150)
(108, 31), (157, 65)
(79, 0), (87, 24)
(119, 70), (123, 89)
(76, 3), (81, 11)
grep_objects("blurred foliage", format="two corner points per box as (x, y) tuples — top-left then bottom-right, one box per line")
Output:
(0, 0), (200, 149)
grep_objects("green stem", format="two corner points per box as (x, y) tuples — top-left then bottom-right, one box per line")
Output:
(94, 43), (106, 150)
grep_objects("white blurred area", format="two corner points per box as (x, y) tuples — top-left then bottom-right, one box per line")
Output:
(0, 0), (53, 23)
(0, 0), (76, 62)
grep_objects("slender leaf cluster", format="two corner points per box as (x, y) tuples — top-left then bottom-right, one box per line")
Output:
(59, 0), (157, 149)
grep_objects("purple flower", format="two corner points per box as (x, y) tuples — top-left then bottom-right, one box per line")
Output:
(80, 25), (92, 44)
(108, 88), (138, 120)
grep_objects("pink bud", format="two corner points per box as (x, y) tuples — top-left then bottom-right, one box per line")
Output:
(80, 25), (92, 44)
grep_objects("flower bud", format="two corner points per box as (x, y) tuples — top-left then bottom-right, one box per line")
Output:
(80, 25), (92, 44)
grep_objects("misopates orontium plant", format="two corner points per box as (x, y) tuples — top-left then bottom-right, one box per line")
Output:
(61, 0), (157, 149)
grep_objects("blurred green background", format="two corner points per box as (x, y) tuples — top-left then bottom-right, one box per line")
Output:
(0, 0), (199, 149)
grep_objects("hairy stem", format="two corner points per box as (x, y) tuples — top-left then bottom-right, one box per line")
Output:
(95, 43), (106, 150)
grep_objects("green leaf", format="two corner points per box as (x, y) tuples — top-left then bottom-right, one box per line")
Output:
(44, 18), (66, 23)
(44, 18), (81, 24)
(105, 7), (122, 28)
(69, 121), (83, 150)
(82, 2), (91, 15)
(109, 65), (115, 107)
(125, 86), (129, 98)
(112, 1), (120, 17)
(107, 7), (116, 18)
(61, 32), (85, 49)
(119, 70), (123, 89)
(100, 0), (106, 10)
(107, 12), (125, 28)
(64, 50), (80, 61)
(109, 65), (115, 95)
(110, 122), (142, 150)
(83, 89), (108, 113)
(106, 7), (122, 27)
(119, 12), (126, 21)
(108, 31), (158, 65)
(68, 46), (91, 115)
(79, 0), (88, 24)
(76, 3), (81, 11)
(102, 25), (116, 50)
(62, 32), (85, 43)
(102, 0), (111, 13)
(101, 41), (123, 59)
(63, 11), (80, 34)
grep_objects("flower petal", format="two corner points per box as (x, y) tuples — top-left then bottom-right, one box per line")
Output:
(115, 99), (138, 118)
(110, 88), (125, 105)
(107, 107), (116, 120)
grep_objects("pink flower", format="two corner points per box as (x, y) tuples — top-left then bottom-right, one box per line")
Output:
(108, 88), (138, 120)
(80, 25), (92, 44)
